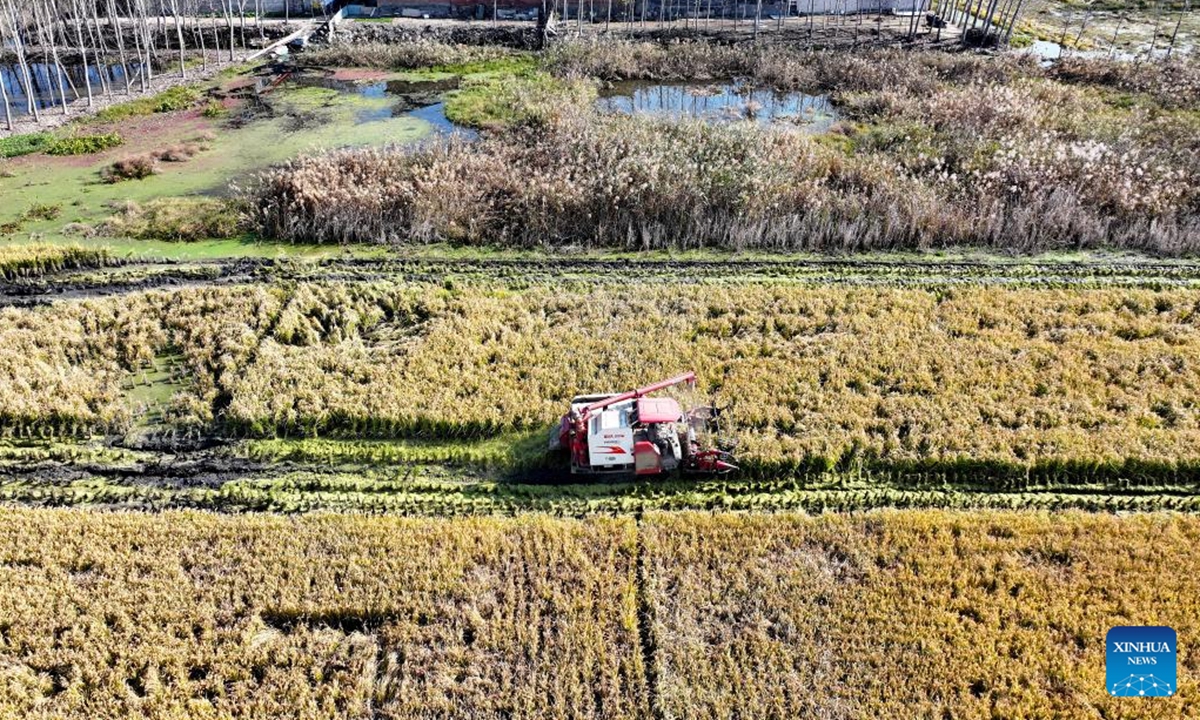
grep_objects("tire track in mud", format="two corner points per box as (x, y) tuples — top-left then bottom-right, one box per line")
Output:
(7, 255), (1200, 305)
(0, 258), (277, 306)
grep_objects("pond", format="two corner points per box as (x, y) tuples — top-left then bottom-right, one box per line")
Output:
(1, 61), (143, 117)
(597, 81), (838, 131)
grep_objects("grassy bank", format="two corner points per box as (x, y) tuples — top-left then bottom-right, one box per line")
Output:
(0, 68), (431, 261)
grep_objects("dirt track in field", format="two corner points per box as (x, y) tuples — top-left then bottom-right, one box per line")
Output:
(6, 254), (1200, 305)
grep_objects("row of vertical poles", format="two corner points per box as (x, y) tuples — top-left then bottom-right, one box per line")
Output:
(528, 0), (1011, 43)
(0, 0), (315, 132)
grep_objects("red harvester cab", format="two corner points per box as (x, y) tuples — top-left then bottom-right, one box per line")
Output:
(549, 372), (737, 477)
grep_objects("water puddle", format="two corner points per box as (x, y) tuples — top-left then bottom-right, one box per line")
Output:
(2, 61), (144, 117)
(287, 72), (473, 138)
(123, 353), (188, 432)
(597, 81), (838, 131)
(1022, 38), (1143, 65)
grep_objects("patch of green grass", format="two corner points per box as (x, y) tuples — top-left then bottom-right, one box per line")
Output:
(216, 64), (252, 80)
(240, 429), (554, 470)
(201, 100), (228, 118)
(100, 198), (244, 241)
(123, 354), (189, 432)
(444, 71), (596, 129)
(0, 80), (429, 259)
(44, 132), (123, 156)
(0, 133), (51, 158)
(94, 85), (200, 122)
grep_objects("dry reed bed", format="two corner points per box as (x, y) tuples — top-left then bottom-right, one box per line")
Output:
(5, 282), (1200, 478)
(301, 39), (516, 71)
(0, 508), (1196, 718)
(252, 45), (1200, 253)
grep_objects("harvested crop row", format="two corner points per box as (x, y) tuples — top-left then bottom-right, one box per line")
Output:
(4, 468), (1200, 515)
(0, 509), (646, 720)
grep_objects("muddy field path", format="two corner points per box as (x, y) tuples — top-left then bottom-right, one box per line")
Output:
(6, 253), (1200, 306)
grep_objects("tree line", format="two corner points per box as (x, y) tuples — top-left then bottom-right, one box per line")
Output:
(0, 0), (317, 130)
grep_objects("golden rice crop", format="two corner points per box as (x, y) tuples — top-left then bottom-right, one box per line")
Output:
(0, 508), (1196, 718)
(223, 283), (1200, 472)
(0, 285), (282, 437)
(0, 508), (646, 720)
(642, 510), (1200, 719)
(5, 282), (1200, 477)
(0, 244), (113, 281)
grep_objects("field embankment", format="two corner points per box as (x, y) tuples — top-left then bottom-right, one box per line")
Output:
(0, 508), (1193, 718)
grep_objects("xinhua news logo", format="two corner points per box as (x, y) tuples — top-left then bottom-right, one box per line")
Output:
(1107, 626), (1176, 697)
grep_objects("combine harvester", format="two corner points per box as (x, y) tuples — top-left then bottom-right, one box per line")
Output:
(549, 372), (737, 478)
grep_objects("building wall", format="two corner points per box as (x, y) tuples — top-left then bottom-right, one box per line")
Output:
(799, 0), (926, 12)
(191, 0), (331, 14)
(360, 0), (924, 12)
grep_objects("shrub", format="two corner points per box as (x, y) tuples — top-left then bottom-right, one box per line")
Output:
(201, 99), (227, 118)
(22, 203), (61, 222)
(100, 155), (157, 183)
(0, 132), (50, 158)
(43, 133), (123, 156)
(153, 142), (205, 163)
(0, 204), (64, 236)
(95, 85), (201, 122)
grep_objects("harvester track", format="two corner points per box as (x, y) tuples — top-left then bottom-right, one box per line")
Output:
(6, 254), (1200, 304)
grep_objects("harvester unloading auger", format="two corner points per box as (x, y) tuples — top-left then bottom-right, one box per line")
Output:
(549, 372), (738, 477)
